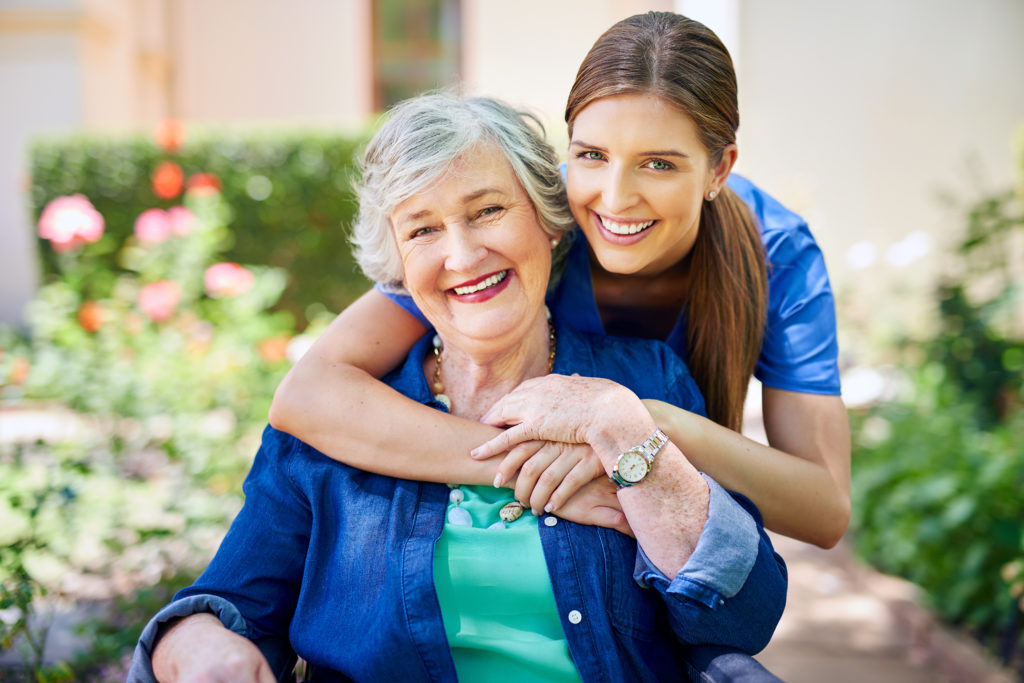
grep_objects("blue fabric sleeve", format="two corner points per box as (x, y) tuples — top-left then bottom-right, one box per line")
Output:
(375, 283), (431, 328)
(633, 478), (787, 653)
(127, 594), (297, 683)
(177, 427), (310, 639)
(755, 225), (841, 394)
(727, 175), (842, 395)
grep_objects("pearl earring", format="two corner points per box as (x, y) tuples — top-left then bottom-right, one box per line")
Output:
(707, 190), (718, 201)
(550, 238), (559, 248)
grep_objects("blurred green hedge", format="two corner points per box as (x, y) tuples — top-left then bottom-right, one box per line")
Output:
(850, 171), (1024, 667)
(28, 129), (373, 327)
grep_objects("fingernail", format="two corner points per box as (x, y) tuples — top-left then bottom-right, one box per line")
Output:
(543, 503), (553, 513)
(493, 474), (502, 488)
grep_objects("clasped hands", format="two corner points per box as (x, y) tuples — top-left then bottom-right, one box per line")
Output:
(473, 374), (656, 537)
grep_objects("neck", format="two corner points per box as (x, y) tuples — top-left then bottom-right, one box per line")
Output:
(428, 313), (553, 422)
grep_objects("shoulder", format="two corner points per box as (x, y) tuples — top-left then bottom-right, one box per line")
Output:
(727, 173), (824, 268)
(727, 173), (832, 302)
(556, 322), (706, 415)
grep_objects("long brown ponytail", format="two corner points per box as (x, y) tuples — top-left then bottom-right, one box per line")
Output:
(565, 11), (767, 431)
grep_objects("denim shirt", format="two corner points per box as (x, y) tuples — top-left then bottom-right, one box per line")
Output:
(130, 321), (787, 682)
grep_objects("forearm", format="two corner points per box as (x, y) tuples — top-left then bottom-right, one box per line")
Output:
(151, 613), (226, 680)
(634, 486), (788, 653)
(584, 390), (710, 577)
(272, 362), (502, 484)
(642, 398), (850, 548)
(267, 289), (505, 485)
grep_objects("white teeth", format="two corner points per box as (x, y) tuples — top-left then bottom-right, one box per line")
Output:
(599, 216), (655, 235)
(453, 270), (508, 295)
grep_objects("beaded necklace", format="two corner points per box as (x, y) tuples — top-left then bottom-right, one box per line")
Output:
(432, 312), (556, 529)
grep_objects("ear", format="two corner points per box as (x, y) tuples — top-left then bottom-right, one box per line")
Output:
(708, 143), (738, 195)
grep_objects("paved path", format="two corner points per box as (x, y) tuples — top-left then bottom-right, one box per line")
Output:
(756, 533), (1016, 682)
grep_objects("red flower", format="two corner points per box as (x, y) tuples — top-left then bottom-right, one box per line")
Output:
(138, 281), (182, 322)
(168, 206), (196, 236)
(258, 336), (291, 363)
(204, 262), (254, 298)
(154, 119), (185, 152)
(152, 161), (184, 199)
(186, 172), (222, 197)
(37, 194), (105, 252)
(134, 208), (172, 244)
(77, 301), (105, 333)
(9, 357), (30, 386)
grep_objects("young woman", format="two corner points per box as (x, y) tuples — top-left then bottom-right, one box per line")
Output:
(269, 11), (850, 549)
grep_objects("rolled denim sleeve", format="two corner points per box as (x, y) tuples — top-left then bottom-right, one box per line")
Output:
(634, 476), (787, 652)
(127, 594), (248, 683)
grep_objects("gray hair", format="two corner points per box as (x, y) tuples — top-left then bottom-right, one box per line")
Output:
(350, 93), (576, 288)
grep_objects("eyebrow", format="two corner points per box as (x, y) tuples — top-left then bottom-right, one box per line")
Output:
(395, 187), (506, 225)
(570, 140), (690, 159)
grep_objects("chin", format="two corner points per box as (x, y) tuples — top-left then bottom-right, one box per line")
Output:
(594, 252), (650, 276)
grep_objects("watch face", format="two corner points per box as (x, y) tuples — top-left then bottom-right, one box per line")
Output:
(617, 450), (649, 483)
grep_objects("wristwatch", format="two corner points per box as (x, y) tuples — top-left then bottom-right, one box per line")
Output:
(609, 429), (669, 489)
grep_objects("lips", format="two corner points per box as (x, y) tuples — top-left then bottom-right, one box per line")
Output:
(451, 269), (509, 296)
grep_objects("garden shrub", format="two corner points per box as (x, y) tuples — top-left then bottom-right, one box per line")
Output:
(28, 126), (372, 328)
(850, 158), (1024, 667)
(1, 151), (336, 678)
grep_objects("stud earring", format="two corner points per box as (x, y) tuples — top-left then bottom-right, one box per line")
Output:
(550, 238), (559, 248)
(707, 190), (718, 201)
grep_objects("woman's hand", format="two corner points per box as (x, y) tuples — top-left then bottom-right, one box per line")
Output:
(474, 374), (648, 461)
(152, 613), (276, 683)
(501, 440), (606, 515)
(552, 476), (632, 536)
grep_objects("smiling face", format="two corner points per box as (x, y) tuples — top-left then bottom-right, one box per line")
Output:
(567, 93), (732, 277)
(390, 144), (553, 357)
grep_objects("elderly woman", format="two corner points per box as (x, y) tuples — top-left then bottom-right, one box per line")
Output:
(129, 94), (786, 683)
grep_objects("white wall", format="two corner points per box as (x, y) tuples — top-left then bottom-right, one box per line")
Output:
(173, 0), (371, 127)
(0, 8), (83, 325)
(737, 0), (1024, 345)
(460, 0), (674, 148)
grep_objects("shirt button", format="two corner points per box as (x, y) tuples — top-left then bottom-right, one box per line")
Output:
(568, 610), (583, 624)
(544, 516), (558, 527)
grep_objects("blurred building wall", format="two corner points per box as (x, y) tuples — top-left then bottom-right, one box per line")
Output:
(0, 2), (82, 325)
(1, 0), (1022, 341)
(737, 0), (1024, 343)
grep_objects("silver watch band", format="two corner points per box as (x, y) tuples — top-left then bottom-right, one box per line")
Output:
(637, 428), (669, 464)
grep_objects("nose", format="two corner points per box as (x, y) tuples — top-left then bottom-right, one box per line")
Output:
(444, 225), (488, 273)
(601, 163), (638, 214)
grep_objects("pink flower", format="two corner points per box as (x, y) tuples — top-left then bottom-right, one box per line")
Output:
(138, 280), (182, 322)
(134, 208), (172, 244)
(204, 262), (254, 298)
(168, 206), (196, 236)
(37, 194), (105, 252)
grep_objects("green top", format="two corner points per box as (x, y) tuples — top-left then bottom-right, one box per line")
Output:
(433, 485), (583, 682)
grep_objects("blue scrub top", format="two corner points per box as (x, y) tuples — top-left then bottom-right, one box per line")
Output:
(381, 173), (842, 396)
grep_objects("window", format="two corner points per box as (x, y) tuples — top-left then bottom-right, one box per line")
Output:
(372, 0), (461, 111)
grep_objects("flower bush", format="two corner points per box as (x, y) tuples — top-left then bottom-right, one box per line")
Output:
(0, 125), (332, 678)
(29, 125), (370, 327)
